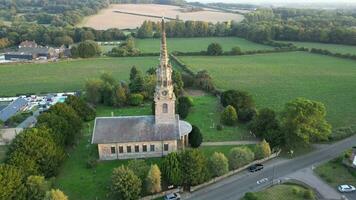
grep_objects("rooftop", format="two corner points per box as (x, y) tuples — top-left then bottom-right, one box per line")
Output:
(0, 98), (28, 122)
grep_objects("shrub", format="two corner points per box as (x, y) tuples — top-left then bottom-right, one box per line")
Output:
(178, 96), (193, 119)
(238, 107), (257, 122)
(255, 140), (272, 160)
(25, 175), (49, 200)
(221, 105), (238, 126)
(231, 46), (242, 55)
(129, 93), (144, 106)
(244, 192), (258, 200)
(44, 189), (68, 200)
(145, 164), (161, 194)
(127, 159), (149, 181)
(216, 124), (223, 131)
(189, 125), (203, 148)
(220, 90), (255, 122)
(207, 42), (223, 56)
(0, 164), (26, 200)
(303, 189), (315, 200)
(111, 166), (141, 200)
(208, 152), (229, 177)
(228, 147), (255, 170)
(86, 158), (98, 169)
(292, 187), (300, 195)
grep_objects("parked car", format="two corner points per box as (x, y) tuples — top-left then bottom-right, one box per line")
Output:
(249, 164), (264, 172)
(338, 184), (356, 193)
(164, 192), (181, 200)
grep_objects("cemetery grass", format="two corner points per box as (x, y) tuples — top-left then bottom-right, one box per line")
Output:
(179, 51), (356, 129)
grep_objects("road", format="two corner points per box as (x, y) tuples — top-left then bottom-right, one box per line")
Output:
(185, 134), (356, 200)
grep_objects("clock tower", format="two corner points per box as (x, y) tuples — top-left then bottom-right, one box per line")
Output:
(154, 18), (176, 124)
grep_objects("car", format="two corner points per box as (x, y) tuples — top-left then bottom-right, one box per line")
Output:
(338, 184), (356, 193)
(249, 163), (264, 172)
(164, 192), (181, 200)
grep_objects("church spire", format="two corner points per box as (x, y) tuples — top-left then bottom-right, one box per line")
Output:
(160, 17), (169, 67)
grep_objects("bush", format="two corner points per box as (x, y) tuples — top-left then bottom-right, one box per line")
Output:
(127, 159), (149, 181)
(207, 43), (223, 56)
(129, 93), (144, 106)
(86, 158), (97, 169)
(292, 186), (300, 195)
(25, 175), (49, 200)
(177, 96), (193, 119)
(208, 152), (229, 177)
(111, 166), (141, 200)
(44, 189), (68, 200)
(221, 105), (238, 126)
(189, 125), (203, 148)
(303, 189), (315, 200)
(244, 192), (258, 200)
(0, 164), (26, 200)
(220, 90), (255, 122)
(255, 140), (272, 160)
(231, 46), (242, 55)
(238, 107), (257, 122)
(216, 124), (223, 131)
(76, 40), (101, 58)
(145, 164), (161, 194)
(228, 147), (255, 170)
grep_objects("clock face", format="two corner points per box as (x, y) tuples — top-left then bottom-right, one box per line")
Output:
(162, 90), (168, 96)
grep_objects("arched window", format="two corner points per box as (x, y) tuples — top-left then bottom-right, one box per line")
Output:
(163, 103), (168, 113)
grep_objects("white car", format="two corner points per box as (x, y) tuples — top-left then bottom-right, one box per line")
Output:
(164, 192), (181, 200)
(338, 184), (356, 193)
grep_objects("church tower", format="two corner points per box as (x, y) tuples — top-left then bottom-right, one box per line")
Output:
(154, 18), (176, 124)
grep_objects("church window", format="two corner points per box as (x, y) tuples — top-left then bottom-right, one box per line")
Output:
(127, 146), (132, 153)
(135, 145), (139, 152)
(163, 103), (168, 113)
(150, 144), (155, 152)
(143, 144), (147, 152)
(164, 144), (169, 151)
(110, 146), (116, 154)
(119, 146), (123, 153)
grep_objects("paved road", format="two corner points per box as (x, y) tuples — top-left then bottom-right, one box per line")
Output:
(185, 134), (356, 200)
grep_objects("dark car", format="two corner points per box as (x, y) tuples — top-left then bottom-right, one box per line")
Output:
(249, 164), (264, 172)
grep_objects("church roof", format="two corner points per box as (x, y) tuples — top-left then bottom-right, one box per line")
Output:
(91, 115), (183, 144)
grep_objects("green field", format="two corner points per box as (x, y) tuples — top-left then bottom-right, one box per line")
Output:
(283, 41), (356, 55)
(0, 57), (156, 96)
(179, 51), (356, 128)
(242, 184), (316, 200)
(135, 37), (273, 53)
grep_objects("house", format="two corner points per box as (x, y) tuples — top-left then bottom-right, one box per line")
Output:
(19, 40), (38, 48)
(0, 98), (28, 122)
(91, 18), (192, 160)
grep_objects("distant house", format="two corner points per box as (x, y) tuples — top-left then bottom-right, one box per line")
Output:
(0, 98), (28, 122)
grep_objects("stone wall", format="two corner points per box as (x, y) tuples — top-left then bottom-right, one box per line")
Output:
(98, 140), (177, 160)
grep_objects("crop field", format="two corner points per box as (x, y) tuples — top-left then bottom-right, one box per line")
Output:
(0, 57), (156, 96)
(179, 51), (356, 128)
(135, 37), (273, 53)
(283, 41), (356, 54)
(80, 4), (244, 29)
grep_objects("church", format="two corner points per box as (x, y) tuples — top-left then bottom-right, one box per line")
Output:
(91, 19), (192, 160)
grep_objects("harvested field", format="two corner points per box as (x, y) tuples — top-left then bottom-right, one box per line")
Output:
(79, 4), (244, 29)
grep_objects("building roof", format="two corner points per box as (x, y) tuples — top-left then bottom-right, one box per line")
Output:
(92, 115), (190, 144)
(0, 98), (28, 122)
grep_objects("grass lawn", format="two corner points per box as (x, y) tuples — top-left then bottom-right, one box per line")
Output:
(0, 145), (7, 163)
(0, 57), (156, 96)
(242, 184), (316, 200)
(186, 95), (253, 142)
(315, 157), (356, 188)
(135, 37), (273, 53)
(54, 104), (252, 200)
(179, 51), (356, 129)
(282, 41), (356, 55)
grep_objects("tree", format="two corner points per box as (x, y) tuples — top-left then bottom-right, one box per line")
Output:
(208, 152), (229, 177)
(146, 164), (161, 194)
(231, 46), (242, 55)
(127, 159), (149, 181)
(173, 70), (184, 96)
(44, 189), (68, 200)
(194, 70), (215, 92)
(207, 42), (223, 56)
(111, 166), (141, 200)
(189, 125), (203, 148)
(281, 98), (332, 148)
(37, 113), (70, 145)
(85, 79), (103, 104)
(228, 147), (255, 170)
(53, 36), (73, 46)
(0, 164), (26, 200)
(129, 93), (144, 106)
(161, 152), (182, 186)
(137, 20), (153, 38)
(77, 40), (101, 58)
(255, 140), (272, 159)
(129, 67), (145, 93)
(181, 149), (209, 187)
(177, 96), (193, 119)
(25, 175), (49, 200)
(65, 95), (95, 122)
(113, 84), (127, 107)
(221, 90), (256, 122)
(221, 105), (238, 126)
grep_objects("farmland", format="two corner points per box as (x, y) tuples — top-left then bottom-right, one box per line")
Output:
(179, 51), (356, 128)
(283, 41), (356, 54)
(79, 4), (244, 30)
(0, 57), (156, 96)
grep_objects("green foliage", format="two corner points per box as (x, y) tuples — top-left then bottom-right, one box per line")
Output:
(5, 111), (32, 127)
(25, 175), (49, 200)
(231, 46), (242, 55)
(228, 147), (255, 170)
(109, 37), (140, 57)
(65, 95), (96, 122)
(194, 70), (215, 92)
(189, 125), (203, 148)
(161, 152), (182, 186)
(145, 164), (161, 194)
(85, 79), (104, 105)
(113, 84), (127, 107)
(129, 66), (145, 93)
(37, 113), (70, 145)
(111, 166), (142, 200)
(221, 90), (256, 122)
(129, 93), (144, 106)
(181, 149), (209, 187)
(177, 96), (193, 119)
(44, 189), (68, 200)
(303, 189), (315, 200)
(281, 98), (332, 148)
(127, 159), (149, 181)
(244, 192), (258, 200)
(208, 152), (229, 177)
(173, 70), (184, 96)
(6, 127), (65, 177)
(255, 140), (272, 160)
(207, 42), (223, 56)
(76, 40), (101, 58)
(0, 164), (26, 200)
(137, 21), (154, 38)
(221, 105), (238, 126)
